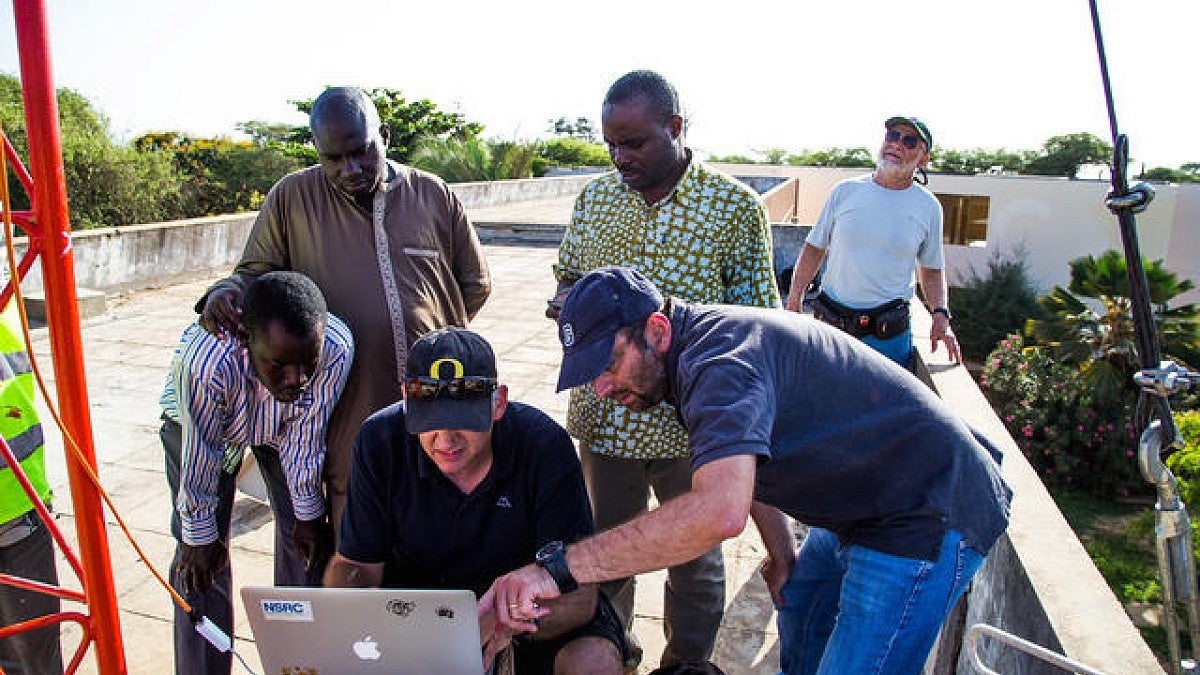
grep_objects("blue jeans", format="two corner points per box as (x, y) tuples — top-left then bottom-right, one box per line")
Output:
(861, 330), (912, 367)
(775, 527), (983, 675)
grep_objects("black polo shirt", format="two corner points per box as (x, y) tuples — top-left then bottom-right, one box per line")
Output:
(338, 401), (593, 597)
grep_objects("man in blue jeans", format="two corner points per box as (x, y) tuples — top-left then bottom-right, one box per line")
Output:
(482, 267), (1011, 674)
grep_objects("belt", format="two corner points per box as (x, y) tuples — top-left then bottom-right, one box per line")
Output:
(0, 511), (42, 547)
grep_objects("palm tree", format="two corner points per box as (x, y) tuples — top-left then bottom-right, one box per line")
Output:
(409, 136), (536, 183)
(1026, 250), (1199, 403)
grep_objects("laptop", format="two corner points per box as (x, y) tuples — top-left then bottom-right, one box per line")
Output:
(240, 586), (484, 674)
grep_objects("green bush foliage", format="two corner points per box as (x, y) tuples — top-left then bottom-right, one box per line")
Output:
(949, 248), (1043, 363)
(981, 334), (1144, 496)
(536, 137), (610, 168)
(410, 136), (537, 183)
(1166, 411), (1200, 510)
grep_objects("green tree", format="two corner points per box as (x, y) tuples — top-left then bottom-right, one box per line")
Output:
(549, 116), (596, 142)
(1139, 165), (1200, 184)
(1026, 132), (1113, 179)
(287, 87), (484, 164)
(1026, 250), (1199, 403)
(707, 153), (758, 164)
(2, 73), (187, 228)
(536, 137), (610, 168)
(932, 148), (1034, 175)
(135, 132), (302, 215)
(949, 247), (1044, 362)
(409, 136), (537, 183)
(758, 148), (788, 165)
(785, 147), (874, 168)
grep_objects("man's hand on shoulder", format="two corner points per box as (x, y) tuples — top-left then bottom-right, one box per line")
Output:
(175, 541), (228, 596)
(199, 287), (243, 339)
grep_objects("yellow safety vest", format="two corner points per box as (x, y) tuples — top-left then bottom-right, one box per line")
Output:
(0, 301), (50, 523)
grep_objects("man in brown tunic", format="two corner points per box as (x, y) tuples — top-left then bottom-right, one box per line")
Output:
(199, 87), (492, 531)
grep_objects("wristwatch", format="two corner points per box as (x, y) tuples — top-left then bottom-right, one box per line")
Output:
(534, 540), (578, 594)
(932, 306), (952, 320)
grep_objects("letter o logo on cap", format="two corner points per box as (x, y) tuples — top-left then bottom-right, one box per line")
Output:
(561, 324), (575, 347)
(429, 358), (465, 379)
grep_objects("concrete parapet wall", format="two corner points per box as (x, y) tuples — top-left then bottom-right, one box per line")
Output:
(15, 212), (256, 295)
(449, 174), (597, 209)
(909, 309), (1163, 674)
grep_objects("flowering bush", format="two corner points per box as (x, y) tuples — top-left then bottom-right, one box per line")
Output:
(981, 334), (1143, 496)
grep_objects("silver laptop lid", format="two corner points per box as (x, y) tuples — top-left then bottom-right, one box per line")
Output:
(240, 586), (484, 675)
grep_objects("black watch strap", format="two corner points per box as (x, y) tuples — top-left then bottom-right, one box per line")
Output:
(535, 540), (578, 594)
(932, 306), (952, 320)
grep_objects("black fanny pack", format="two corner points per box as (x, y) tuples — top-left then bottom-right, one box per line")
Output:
(812, 292), (910, 340)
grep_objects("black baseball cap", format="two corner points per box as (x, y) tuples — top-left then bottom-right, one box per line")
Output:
(404, 327), (498, 434)
(556, 267), (663, 392)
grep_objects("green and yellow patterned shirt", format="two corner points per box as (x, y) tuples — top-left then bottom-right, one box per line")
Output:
(554, 156), (781, 459)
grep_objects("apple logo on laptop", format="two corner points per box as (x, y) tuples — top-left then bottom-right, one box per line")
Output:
(353, 635), (382, 661)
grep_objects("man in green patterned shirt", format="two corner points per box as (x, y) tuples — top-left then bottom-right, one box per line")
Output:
(547, 70), (780, 669)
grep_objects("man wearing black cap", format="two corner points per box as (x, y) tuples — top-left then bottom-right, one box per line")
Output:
(784, 116), (961, 366)
(324, 327), (626, 674)
(483, 268), (1010, 675)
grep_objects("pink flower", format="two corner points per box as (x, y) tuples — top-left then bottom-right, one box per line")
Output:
(1126, 450), (1134, 457)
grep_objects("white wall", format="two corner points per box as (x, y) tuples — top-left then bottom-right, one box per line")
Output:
(717, 163), (1200, 306)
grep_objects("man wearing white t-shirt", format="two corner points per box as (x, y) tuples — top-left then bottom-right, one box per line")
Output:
(785, 116), (961, 366)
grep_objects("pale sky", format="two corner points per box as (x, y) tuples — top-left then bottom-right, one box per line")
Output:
(2, 0), (1197, 170)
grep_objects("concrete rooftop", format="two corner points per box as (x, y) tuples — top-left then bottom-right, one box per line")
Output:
(31, 242), (781, 674)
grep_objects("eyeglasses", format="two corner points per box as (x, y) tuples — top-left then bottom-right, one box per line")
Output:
(402, 376), (497, 402)
(885, 129), (924, 150)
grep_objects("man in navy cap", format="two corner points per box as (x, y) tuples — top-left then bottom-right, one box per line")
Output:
(785, 116), (961, 367)
(325, 327), (627, 674)
(483, 267), (1010, 675)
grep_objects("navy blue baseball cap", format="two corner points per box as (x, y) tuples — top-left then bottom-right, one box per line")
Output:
(556, 267), (663, 392)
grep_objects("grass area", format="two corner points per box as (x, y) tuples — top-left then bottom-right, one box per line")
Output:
(1050, 486), (1176, 660)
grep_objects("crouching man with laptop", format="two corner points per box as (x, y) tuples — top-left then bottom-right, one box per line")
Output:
(325, 327), (627, 674)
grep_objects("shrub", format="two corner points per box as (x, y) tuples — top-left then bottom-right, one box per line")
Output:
(981, 334), (1144, 496)
(1166, 411), (1200, 510)
(536, 137), (610, 168)
(949, 247), (1043, 363)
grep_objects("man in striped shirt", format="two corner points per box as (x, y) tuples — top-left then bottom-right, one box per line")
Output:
(160, 272), (353, 675)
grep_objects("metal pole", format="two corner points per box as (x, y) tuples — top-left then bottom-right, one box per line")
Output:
(12, 0), (128, 671)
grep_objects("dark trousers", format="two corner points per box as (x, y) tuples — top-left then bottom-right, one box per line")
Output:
(0, 513), (63, 675)
(161, 419), (318, 675)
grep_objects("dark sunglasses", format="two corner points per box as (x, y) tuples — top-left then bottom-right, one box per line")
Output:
(403, 376), (497, 402)
(885, 129), (924, 150)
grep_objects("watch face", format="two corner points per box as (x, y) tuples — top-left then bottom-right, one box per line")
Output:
(536, 541), (562, 562)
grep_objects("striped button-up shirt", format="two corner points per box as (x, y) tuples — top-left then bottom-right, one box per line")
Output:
(160, 316), (353, 545)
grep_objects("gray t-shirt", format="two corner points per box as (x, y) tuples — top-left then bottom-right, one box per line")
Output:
(664, 300), (1010, 560)
(807, 173), (944, 308)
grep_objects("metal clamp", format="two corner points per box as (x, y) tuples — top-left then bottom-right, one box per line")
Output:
(1105, 181), (1156, 215)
